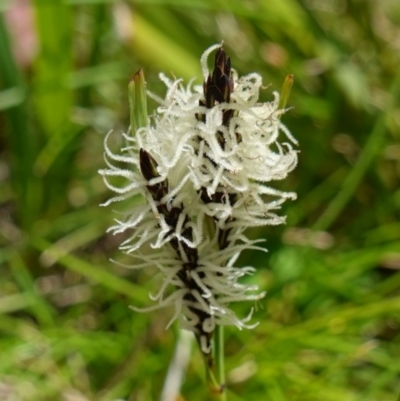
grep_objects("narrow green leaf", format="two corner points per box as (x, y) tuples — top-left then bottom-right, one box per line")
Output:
(313, 72), (400, 231)
(9, 252), (56, 326)
(31, 238), (149, 303)
(32, 0), (73, 136)
(0, 12), (33, 226)
(0, 86), (26, 110)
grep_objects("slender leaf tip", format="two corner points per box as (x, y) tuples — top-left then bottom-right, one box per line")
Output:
(129, 68), (148, 133)
(278, 74), (294, 112)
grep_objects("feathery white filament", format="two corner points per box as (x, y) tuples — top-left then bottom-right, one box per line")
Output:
(99, 44), (298, 353)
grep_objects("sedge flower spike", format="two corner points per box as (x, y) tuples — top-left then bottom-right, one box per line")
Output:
(100, 44), (298, 354)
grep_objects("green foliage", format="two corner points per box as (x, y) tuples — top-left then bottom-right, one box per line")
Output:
(1, 0), (399, 400)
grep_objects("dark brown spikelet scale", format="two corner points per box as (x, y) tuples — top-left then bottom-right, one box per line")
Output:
(199, 188), (237, 251)
(177, 262), (213, 352)
(196, 46), (236, 150)
(195, 47), (242, 252)
(139, 149), (196, 257)
(139, 147), (213, 350)
(196, 47), (234, 126)
(139, 48), (243, 353)
(139, 149), (168, 200)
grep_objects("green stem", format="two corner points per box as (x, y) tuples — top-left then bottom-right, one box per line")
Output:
(215, 325), (227, 400)
(203, 351), (220, 391)
(202, 216), (227, 400)
(202, 348), (226, 401)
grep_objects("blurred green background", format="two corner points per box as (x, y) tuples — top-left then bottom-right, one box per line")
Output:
(1, 0), (400, 400)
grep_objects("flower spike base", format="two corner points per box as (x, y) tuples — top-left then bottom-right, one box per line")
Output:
(100, 44), (298, 399)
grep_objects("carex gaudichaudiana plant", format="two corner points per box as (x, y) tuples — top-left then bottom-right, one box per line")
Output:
(100, 43), (298, 392)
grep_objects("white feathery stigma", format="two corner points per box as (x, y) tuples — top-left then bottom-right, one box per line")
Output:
(99, 44), (298, 353)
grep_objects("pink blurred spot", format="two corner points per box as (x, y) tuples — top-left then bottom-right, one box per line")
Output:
(5, 0), (37, 68)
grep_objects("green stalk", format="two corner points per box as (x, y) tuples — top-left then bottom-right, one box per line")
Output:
(202, 349), (220, 394)
(202, 346), (226, 401)
(202, 216), (227, 400)
(215, 325), (227, 400)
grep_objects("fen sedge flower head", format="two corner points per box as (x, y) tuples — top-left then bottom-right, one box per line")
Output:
(99, 44), (298, 353)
